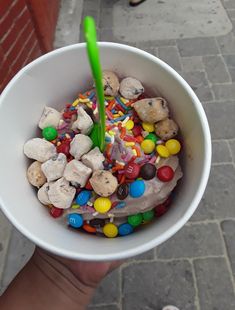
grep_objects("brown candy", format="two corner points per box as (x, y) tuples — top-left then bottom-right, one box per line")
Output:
(90, 218), (105, 227)
(116, 183), (129, 200)
(140, 163), (156, 180)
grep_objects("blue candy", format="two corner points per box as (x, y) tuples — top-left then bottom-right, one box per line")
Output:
(129, 180), (145, 198)
(67, 214), (83, 228)
(118, 223), (133, 236)
(115, 201), (126, 209)
(76, 190), (92, 206)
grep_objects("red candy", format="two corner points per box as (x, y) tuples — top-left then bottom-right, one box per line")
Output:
(124, 162), (140, 179)
(57, 141), (70, 156)
(155, 197), (171, 217)
(50, 206), (63, 218)
(157, 166), (174, 182)
(132, 125), (142, 137)
(85, 179), (93, 190)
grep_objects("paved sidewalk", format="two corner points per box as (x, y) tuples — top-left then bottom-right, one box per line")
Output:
(1, 0), (235, 309)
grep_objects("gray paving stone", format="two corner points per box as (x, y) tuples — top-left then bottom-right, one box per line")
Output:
(129, 249), (154, 261)
(89, 305), (119, 310)
(158, 46), (182, 72)
(194, 85), (214, 102)
(228, 66), (235, 81)
(194, 257), (235, 310)
(0, 211), (12, 284)
(223, 54), (235, 67)
(223, 0), (235, 9)
(227, 9), (235, 19)
(122, 261), (196, 310)
(177, 37), (219, 56)
(100, 0), (120, 9)
(217, 33), (235, 54)
(182, 71), (208, 88)
(212, 83), (235, 101)
(135, 39), (176, 49)
(157, 223), (224, 259)
(212, 140), (232, 163)
(181, 56), (204, 72)
(204, 101), (235, 139)
(190, 164), (235, 221)
(99, 8), (113, 29)
(228, 139), (235, 161)
(221, 220), (235, 276)
(0, 228), (35, 293)
(203, 55), (230, 83)
(91, 269), (120, 305)
(83, 0), (100, 11)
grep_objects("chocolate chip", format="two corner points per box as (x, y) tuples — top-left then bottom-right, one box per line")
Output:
(116, 183), (129, 200)
(140, 163), (156, 180)
(148, 101), (152, 106)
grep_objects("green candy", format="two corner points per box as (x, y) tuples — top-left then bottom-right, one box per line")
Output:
(142, 210), (154, 222)
(42, 127), (58, 141)
(145, 133), (159, 144)
(89, 123), (100, 148)
(128, 213), (143, 227)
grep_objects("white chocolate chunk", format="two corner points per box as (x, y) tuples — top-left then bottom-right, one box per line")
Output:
(69, 134), (93, 160)
(81, 147), (105, 171)
(41, 153), (67, 182)
(38, 106), (61, 130)
(24, 138), (57, 162)
(48, 177), (76, 209)
(27, 161), (46, 188)
(133, 97), (169, 123)
(90, 170), (118, 197)
(37, 182), (51, 205)
(72, 106), (93, 135)
(102, 71), (119, 96)
(119, 77), (144, 99)
(64, 160), (92, 187)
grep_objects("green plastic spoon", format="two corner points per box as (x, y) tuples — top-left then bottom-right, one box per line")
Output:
(84, 16), (105, 152)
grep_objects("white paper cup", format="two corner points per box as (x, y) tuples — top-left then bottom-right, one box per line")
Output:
(0, 43), (211, 261)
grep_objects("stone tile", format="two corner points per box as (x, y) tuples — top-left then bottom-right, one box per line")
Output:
(182, 71), (208, 88)
(223, 54), (235, 67)
(158, 46), (182, 72)
(122, 261), (196, 310)
(212, 140), (232, 163)
(0, 211), (12, 282)
(194, 258), (235, 310)
(91, 269), (120, 305)
(83, 0), (100, 11)
(181, 56), (204, 72)
(221, 220), (235, 275)
(99, 8), (113, 29)
(223, 0), (235, 9)
(228, 139), (235, 161)
(88, 305), (119, 310)
(217, 33), (235, 54)
(204, 101), (235, 139)
(129, 249), (154, 262)
(190, 164), (235, 221)
(177, 37), (219, 56)
(0, 227), (35, 292)
(194, 85), (214, 102)
(203, 55), (230, 83)
(157, 223), (223, 259)
(212, 83), (235, 101)
(100, 0), (121, 9)
(228, 67), (235, 81)
(135, 39), (176, 49)
(227, 9), (235, 20)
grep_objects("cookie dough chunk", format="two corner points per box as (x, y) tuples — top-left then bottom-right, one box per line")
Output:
(37, 182), (51, 205)
(24, 138), (57, 162)
(69, 134), (93, 160)
(102, 71), (119, 96)
(155, 118), (179, 141)
(27, 161), (46, 188)
(90, 170), (118, 197)
(64, 160), (92, 187)
(119, 77), (144, 99)
(81, 147), (105, 171)
(72, 106), (93, 135)
(41, 153), (67, 182)
(133, 97), (169, 123)
(38, 106), (61, 130)
(48, 177), (76, 209)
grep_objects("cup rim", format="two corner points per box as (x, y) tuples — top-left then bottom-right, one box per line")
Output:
(0, 42), (211, 260)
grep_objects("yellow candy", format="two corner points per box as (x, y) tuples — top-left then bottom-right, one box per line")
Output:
(156, 145), (170, 158)
(141, 139), (155, 154)
(103, 223), (118, 238)
(142, 122), (155, 132)
(125, 142), (135, 147)
(165, 139), (181, 155)
(71, 204), (80, 209)
(125, 120), (134, 130)
(94, 197), (112, 213)
(72, 99), (79, 107)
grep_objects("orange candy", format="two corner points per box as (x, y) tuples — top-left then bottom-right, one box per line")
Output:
(83, 224), (96, 233)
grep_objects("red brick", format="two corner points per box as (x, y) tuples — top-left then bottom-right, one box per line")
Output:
(26, 42), (41, 64)
(0, 69), (14, 92)
(10, 0), (26, 19)
(0, 58), (12, 84)
(0, 0), (14, 19)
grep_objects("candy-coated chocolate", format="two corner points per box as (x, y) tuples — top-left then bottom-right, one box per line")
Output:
(124, 162), (140, 179)
(116, 183), (129, 200)
(50, 206), (63, 218)
(129, 180), (145, 198)
(157, 166), (174, 182)
(142, 210), (154, 221)
(83, 224), (96, 233)
(132, 125), (142, 137)
(118, 223), (133, 236)
(76, 190), (92, 206)
(128, 213), (143, 227)
(156, 145), (170, 158)
(94, 197), (112, 213)
(145, 133), (158, 143)
(142, 122), (155, 132)
(103, 223), (118, 238)
(165, 139), (181, 155)
(42, 127), (58, 141)
(140, 163), (156, 180)
(67, 214), (83, 228)
(141, 139), (155, 154)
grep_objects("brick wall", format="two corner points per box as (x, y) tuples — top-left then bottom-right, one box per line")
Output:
(0, 0), (59, 93)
